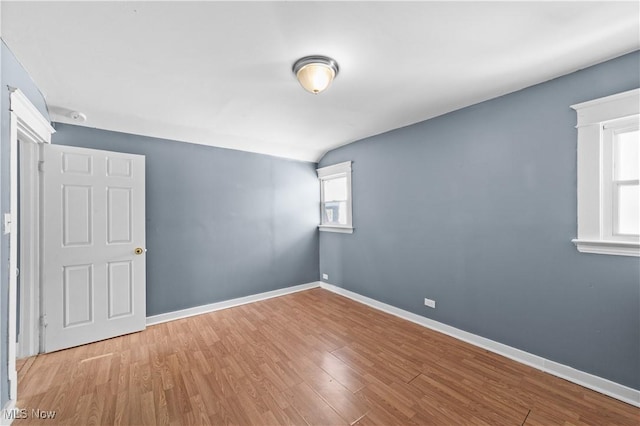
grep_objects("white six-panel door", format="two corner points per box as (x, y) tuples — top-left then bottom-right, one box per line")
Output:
(41, 144), (146, 352)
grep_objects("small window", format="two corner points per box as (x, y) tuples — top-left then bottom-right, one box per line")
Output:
(571, 89), (639, 256)
(317, 161), (353, 233)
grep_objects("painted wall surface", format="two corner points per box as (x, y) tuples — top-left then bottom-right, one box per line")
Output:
(52, 124), (320, 316)
(319, 51), (640, 390)
(0, 40), (49, 408)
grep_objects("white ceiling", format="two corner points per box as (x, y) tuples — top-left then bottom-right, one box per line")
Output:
(2, 2), (638, 162)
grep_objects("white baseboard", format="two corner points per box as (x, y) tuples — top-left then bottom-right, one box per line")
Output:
(1, 399), (16, 426)
(320, 282), (640, 408)
(146, 282), (320, 326)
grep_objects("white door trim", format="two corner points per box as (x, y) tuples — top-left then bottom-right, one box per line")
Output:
(17, 141), (42, 358)
(8, 88), (54, 401)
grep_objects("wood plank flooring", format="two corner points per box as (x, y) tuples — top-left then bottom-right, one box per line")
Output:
(14, 288), (640, 425)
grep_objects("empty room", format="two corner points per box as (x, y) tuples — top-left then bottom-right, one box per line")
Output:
(0, 1), (639, 425)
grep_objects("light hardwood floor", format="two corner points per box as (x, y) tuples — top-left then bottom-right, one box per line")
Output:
(14, 288), (640, 425)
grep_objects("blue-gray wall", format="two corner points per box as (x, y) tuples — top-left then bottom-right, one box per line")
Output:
(319, 50), (640, 390)
(0, 40), (49, 409)
(51, 124), (320, 316)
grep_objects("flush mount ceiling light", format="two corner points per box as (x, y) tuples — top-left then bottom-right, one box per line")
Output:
(292, 55), (339, 94)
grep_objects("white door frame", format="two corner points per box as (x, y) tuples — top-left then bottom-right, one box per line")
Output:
(17, 138), (43, 358)
(7, 88), (54, 401)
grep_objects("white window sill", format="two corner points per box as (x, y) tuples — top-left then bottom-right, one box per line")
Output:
(572, 239), (639, 257)
(319, 225), (354, 234)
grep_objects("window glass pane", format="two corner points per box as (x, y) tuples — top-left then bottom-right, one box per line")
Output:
(323, 176), (347, 201)
(323, 201), (347, 225)
(616, 184), (639, 235)
(614, 129), (639, 181)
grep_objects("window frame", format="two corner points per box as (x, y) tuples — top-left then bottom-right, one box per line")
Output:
(317, 161), (353, 234)
(571, 88), (640, 257)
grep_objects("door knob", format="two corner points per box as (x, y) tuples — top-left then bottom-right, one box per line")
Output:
(134, 247), (144, 255)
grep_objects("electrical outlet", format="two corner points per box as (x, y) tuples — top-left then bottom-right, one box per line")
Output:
(322, 273), (329, 280)
(424, 298), (436, 308)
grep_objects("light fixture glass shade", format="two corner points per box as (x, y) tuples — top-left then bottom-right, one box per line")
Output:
(296, 64), (335, 94)
(293, 56), (339, 94)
